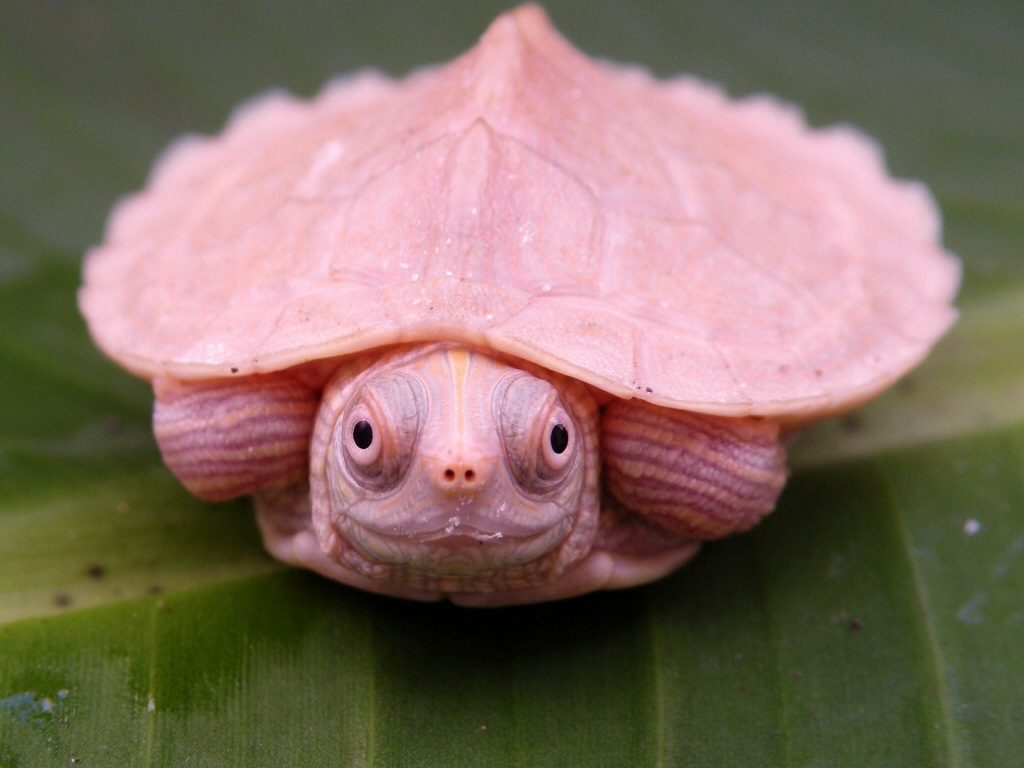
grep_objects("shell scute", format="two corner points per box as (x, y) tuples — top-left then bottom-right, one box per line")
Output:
(334, 120), (601, 291)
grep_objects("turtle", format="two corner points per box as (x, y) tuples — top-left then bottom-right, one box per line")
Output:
(79, 5), (960, 606)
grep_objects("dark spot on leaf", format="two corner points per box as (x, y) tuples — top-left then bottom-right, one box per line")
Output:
(86, 563), (106, 579)
(54, 593), (72, 608)
(147, 585), (164, 595)
(792, 669), (804, 680)
(849, 618), (863, 632)
(102, 416), (123, 434)
(644, 386), (653, 393)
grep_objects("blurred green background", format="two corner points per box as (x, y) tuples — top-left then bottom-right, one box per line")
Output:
(1, 1), (1021, 765)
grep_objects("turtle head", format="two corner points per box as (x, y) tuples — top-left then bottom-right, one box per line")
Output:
(309, 343), (600, 589)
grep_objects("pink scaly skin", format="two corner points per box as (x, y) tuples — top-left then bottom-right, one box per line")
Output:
(155, 343), (787, 606)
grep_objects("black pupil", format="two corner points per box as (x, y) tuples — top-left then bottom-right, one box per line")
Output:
(549, 423), (569, 454)
(352, 420), (374, 450)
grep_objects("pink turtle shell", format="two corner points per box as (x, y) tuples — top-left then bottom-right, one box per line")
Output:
(80, 5), (959, 424)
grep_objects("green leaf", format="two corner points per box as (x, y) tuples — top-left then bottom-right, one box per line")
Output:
(1, 1), (1021, 765)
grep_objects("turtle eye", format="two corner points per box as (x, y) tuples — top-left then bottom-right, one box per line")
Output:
(345, 411), (382, 468)
(550, 424), (569, 453)
(495, 373), (578, 491)
(335, 372), (426, 492)
(540, 416), (573, 474)
(352, 420), (373, 450)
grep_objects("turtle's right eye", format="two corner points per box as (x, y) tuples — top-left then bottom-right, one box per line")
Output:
(336, 372), (426, 492)
(352, 419), (374, 450)
(344, 409), (382, 469)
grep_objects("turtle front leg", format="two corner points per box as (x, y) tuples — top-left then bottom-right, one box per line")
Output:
(601, 400), (787, 539)
(153, 374), (318, 501)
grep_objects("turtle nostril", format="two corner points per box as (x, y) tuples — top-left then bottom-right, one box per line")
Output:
(441, 466), (478, 485)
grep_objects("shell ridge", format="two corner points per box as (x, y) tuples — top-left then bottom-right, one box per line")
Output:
(694, 217), (832, 331)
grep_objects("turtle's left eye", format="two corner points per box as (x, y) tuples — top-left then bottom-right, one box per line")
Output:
(539, 413), (574, 475)
(495, 373), (578, 492)
(549, 424), (569, 454)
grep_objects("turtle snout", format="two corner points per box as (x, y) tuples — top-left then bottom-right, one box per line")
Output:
(432, 456), (496, 495)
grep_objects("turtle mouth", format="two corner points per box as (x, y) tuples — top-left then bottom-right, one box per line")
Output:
(338, 515), (573, 577)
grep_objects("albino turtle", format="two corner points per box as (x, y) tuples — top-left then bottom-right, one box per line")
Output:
(79, 5), (959, 606)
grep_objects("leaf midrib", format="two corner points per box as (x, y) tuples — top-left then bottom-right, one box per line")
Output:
(883, 466), (963, 767)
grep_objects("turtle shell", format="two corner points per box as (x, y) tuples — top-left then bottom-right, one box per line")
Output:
(80, 5), (959, 424)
